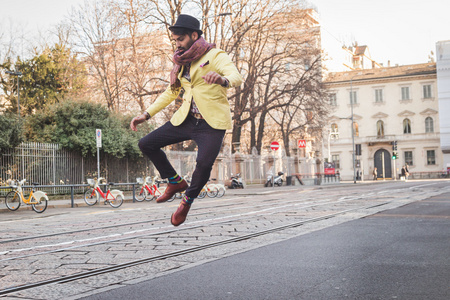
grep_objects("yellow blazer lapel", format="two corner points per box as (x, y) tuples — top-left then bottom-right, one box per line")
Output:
(177, 65), (185, 81)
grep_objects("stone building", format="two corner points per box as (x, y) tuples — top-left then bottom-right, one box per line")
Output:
(325, 62), (442, 180)
(436, 40), (450, 171)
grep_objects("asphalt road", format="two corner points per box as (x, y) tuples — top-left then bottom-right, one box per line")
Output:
(80, 192), (450, 300)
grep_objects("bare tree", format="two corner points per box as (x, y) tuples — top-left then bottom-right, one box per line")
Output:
(66, 0), (185, 113)
(268, 56), (329, 157)
(260, 9), (328, 157)
(142, 0), (185, 37)
(193, 0), (283, 153)
(113, 0), (173, 112)
(222, 3), (327, 155)
(68, 0), (130, 111)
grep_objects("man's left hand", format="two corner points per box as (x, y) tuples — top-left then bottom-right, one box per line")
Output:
(202, 71), (227, 86)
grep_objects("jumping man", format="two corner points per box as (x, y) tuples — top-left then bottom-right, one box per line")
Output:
(130, 14), (243, 226)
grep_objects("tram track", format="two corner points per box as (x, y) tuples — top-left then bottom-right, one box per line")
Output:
(0, 200), (392, 296)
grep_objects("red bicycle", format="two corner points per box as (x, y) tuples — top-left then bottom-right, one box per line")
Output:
(84, 177), (124, 208)
(135, 176), (174, 202)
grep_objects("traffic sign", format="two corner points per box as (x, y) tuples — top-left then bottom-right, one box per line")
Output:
(298, 139), (306, 148)
(270, 141), (280, 151)
(96, 129), (102, 148)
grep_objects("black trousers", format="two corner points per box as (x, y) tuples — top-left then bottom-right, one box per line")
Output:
(138, 114), (225, 199)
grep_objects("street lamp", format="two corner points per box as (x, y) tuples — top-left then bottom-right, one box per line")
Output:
(202, 12), (232, 19)
(5, 70), (23, 116)
(350, 75), (357, 184)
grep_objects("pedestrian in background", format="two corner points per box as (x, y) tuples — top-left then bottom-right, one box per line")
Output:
(401, 165), (407, 180)
(405, 163), (410, 181)
(373, 167), (377, 180)
(130, 14), (243, 226)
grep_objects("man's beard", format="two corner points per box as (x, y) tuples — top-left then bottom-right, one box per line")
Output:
(177, 39), (194, 54)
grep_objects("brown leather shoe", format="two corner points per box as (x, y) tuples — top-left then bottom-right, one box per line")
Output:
(156, 179), (188, 203)
(171, 201), (191, 226)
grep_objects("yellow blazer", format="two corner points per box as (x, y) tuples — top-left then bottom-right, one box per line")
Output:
(146, 48), (243, 130)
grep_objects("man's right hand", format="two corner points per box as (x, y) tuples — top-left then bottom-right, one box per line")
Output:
(130, 113), (148, 131)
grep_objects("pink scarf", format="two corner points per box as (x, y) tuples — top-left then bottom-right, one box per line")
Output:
(170, 37), (215, 91)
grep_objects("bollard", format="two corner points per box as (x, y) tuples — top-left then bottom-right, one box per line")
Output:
(71, 186), (75, 208)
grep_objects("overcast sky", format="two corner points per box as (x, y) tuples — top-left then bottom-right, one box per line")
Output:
(1, 0), (449, 71)
(312, 0), (450, 71)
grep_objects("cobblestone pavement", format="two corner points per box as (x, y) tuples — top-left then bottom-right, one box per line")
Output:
(0, 180), (449, 299)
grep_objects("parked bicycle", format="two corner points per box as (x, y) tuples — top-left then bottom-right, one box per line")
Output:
(5, 179), (48, 213)
(135, 176), (173, 202)
(213, 182), (226, 198)
(175, 178), (225, 199)
(84, 177), (124, 208)
(202, 180), (219, 198)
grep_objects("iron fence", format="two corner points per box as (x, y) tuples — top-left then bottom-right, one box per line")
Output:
(1, 142), (322, 196)
(0, 143), (154, 195)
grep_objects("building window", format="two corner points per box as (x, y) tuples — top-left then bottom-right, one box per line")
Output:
(377, 120), (384, 137)
(350, 91), (357, 104)
(329, 93), (337, 106)
(353, 122), (359, 137)
(425, 117), (434, 133)
(401, 86), (410, 100)
(332, 154), (340, 169)
(423, 84), (432, 99)
(375, 89), (383, 103)
(403, 118), (411, 134)
(404, 151), (413, 165)
(426, 150), (436, 165)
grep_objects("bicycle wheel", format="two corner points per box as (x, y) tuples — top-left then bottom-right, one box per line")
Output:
(145, 191), (156, 201)
(5, 191), (21, 211)
(135, 186), (146, 202)
(109, 194), (123, 208)
(32, 196), (48, 213)
(84, 188), (99, 206)
(206, 185), (219, 198)
(216, 185), (226, 198)
(197, 189), (207, 198)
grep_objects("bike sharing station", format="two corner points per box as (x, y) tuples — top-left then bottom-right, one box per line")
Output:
(83, 129), (125, 208)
